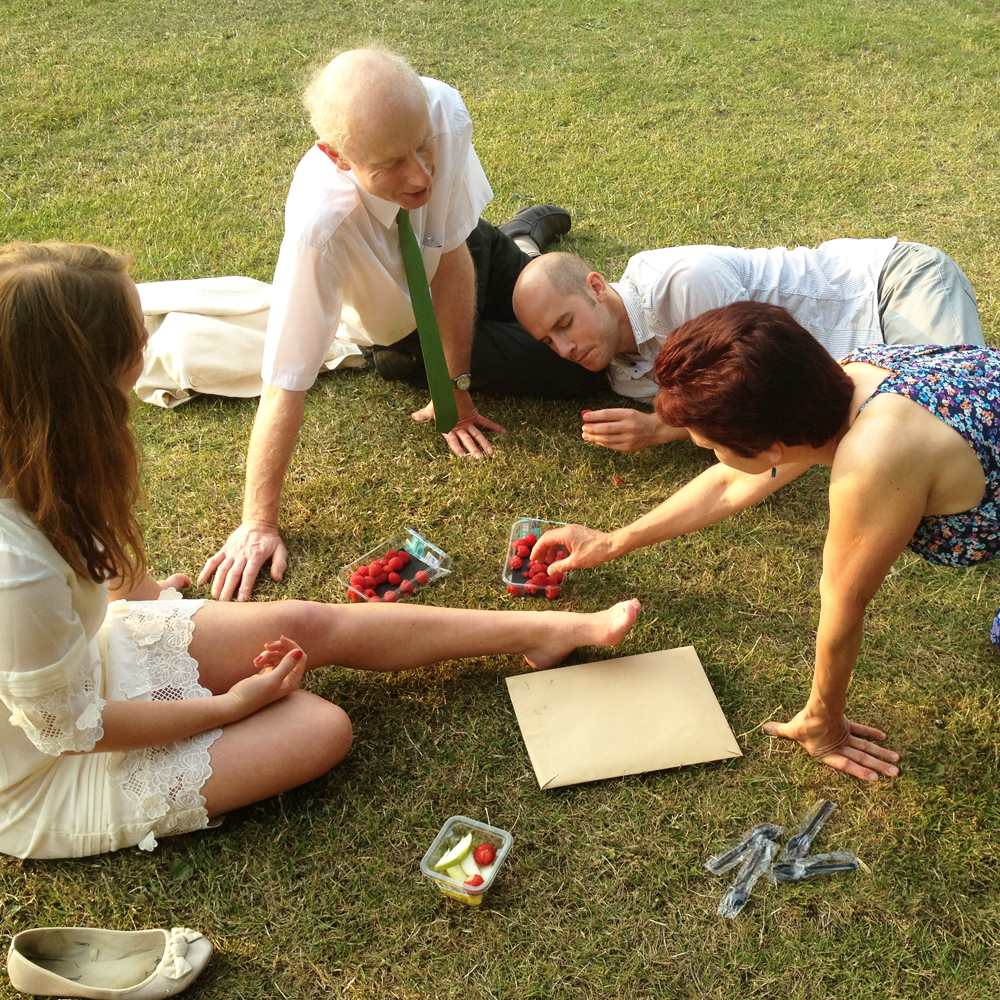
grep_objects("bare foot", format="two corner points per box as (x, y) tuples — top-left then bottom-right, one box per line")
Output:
(523, 599), (641, 670)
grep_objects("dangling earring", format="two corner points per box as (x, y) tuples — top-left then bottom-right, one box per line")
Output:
(771, 465), (777, 478)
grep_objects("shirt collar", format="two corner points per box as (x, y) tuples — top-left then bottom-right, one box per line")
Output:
(355, 181), (403, 230)
(610, 280), (656, 352)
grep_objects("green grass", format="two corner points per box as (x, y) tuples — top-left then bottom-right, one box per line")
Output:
(3, 0), (1000, 997)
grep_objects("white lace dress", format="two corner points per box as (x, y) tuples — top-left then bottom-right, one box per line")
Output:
(0, 499), (222, 859)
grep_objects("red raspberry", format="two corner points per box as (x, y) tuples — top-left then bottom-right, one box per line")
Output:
(388, 572), (401, 585)
(347, 588), (363, 602)
(399, 552), (411, 565)
(545, 585), (562, 599)
(388, 557), (404, 572)
(399, 579), (415, 594)
(509, 556), (523, 570)
(414, 570), (430, 585)
(374, 571), (388, 585)
(370, 560), (385, 572)
(383, 590), (398, 602)
(520, 533), (537, 548)
(516, 545), (530, 559)
(507, 584), (523, 596)
(524, 583), (538, 596)
(350, 573), (365, 587)
(549, 571), (564, 584)
(368, 594), (381, 602)
(384, 550), (398, 561)
(356, 564), (369, 575)
(360, 576), (375, 589)
(464, 874), (485, 887)
(364, 588), (377, 599)
(473, 843), (496, 866)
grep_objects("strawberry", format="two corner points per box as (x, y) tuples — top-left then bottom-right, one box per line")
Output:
(399, 578), (415, 594)
(507, 584), (523, 596)
(383, 590), (398, 602)
(545, 585), (562, 599)
(464, 874), (485, 887)
(414, 570), (430, 585)
(473, 843), (496, 866)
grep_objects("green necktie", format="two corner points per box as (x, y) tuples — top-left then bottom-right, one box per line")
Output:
(397, 208), (459, 434)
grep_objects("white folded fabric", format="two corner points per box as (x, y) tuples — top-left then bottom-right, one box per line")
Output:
(136, 276), (364, 409)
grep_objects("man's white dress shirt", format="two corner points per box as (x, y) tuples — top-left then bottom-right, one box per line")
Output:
(607, 238), (898, 403)
(262, 77), (494, 392)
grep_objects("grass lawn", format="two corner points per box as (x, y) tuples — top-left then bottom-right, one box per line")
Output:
(2, 0), (1000, 997)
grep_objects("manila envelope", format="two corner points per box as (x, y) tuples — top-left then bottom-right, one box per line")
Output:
(505, 646), (741, 789)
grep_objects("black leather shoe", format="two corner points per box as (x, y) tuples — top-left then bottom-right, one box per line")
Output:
(499, 204), (572, 252)
(371, 341), (420, 382)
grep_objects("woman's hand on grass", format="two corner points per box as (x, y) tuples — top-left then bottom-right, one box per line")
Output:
(223, 636), (307, 719)
(764, 707), (900, 782)
(158, 573), (191, 592)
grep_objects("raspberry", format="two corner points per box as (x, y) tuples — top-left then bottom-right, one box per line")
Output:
(464, 874), (485, 887)
(368, 594), (381, 602)
(516, 545), (530, 559)
(388, 572), (401, 585)
(520, 533), (537, 548)
(384, 550), (398, 561)
(356, 564), (369, 576)
(399, 579), (415, 594)
(347, 588), (363, 602)
(473, 843), (496, 866)
(370, 560), (385, 573)
(388, 556), (404, 572)
(350, 573), (365, 586)
(509, 556), (523, 570)
(364, 588), (377, 598)
(374, 571), (388, 585)
(414, 570), (430, 585)
(545, 585), (562, 599)
(399, 552), (411, 565)
(549, 571), (564, 584)
(524, 583), (538, 596)
(507, 584), (523, 596)
(383, 590), (398, 602)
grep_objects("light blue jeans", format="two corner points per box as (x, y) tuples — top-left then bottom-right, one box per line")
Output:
(878, 241), (985, 346)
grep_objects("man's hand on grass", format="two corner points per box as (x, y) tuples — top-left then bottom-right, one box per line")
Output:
(412, 396), (507, 458)
(764, 707), (900, 783)
(198, 522), (288, 602)
(581, 408), (689, 452)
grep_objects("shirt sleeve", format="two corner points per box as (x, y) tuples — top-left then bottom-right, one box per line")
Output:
(261, 238), (344, 391)
(0, 551), (105, 755)
(441, 142), (494, 253)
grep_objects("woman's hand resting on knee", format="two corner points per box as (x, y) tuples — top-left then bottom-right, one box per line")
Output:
(223, 636), (308, 718)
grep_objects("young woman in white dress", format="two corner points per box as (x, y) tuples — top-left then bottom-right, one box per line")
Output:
(0, 241), (640, 859)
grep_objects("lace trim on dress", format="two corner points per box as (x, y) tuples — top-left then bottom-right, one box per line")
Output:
(5, 641), (106, 756)
(105, 596), (221, 840)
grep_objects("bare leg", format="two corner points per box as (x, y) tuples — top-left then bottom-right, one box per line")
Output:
(198, 690), (352, 817)
(187, 599), (641, 693)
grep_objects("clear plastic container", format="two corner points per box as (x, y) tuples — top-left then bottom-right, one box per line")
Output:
(339, 529), (451, 603)
(502, 517), (569, 599)
(420, 815), (514, 906)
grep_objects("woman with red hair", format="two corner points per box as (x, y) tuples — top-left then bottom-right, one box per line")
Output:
(535, 300), (1000, 782)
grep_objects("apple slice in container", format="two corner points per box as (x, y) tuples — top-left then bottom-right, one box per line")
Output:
(434, 832), (473, 872)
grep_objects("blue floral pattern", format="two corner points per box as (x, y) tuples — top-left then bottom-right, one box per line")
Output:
(842, 344), (1000, 650)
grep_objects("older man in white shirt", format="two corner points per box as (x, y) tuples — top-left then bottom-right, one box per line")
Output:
(512, 238), (986, 452)
(201, 49), (603, 601)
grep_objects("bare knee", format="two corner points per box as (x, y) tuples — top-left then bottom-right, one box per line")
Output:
(287, 690), (353, 777)
(277, 600), (346, 664)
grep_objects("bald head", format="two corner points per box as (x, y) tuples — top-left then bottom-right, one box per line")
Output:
(303, 49), (429, 158)
(513, 253), (626, 371)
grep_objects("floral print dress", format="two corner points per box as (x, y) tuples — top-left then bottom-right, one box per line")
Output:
(842, 343), (1000, 645)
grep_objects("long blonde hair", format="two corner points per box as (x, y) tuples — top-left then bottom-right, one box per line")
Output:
(0, 241), (146, 584)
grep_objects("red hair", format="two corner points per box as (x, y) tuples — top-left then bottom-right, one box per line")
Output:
(654, 301), (854, 457)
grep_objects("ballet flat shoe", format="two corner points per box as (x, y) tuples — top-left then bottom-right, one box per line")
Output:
(7, 926), (212, 999)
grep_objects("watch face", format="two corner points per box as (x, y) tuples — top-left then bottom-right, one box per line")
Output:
(454, 374), (472, 391)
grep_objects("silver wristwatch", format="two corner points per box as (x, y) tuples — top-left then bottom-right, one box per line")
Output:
(451, 373), (472, 391)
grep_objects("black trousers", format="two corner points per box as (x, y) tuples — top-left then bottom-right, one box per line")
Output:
(389, 219), (608, 399)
